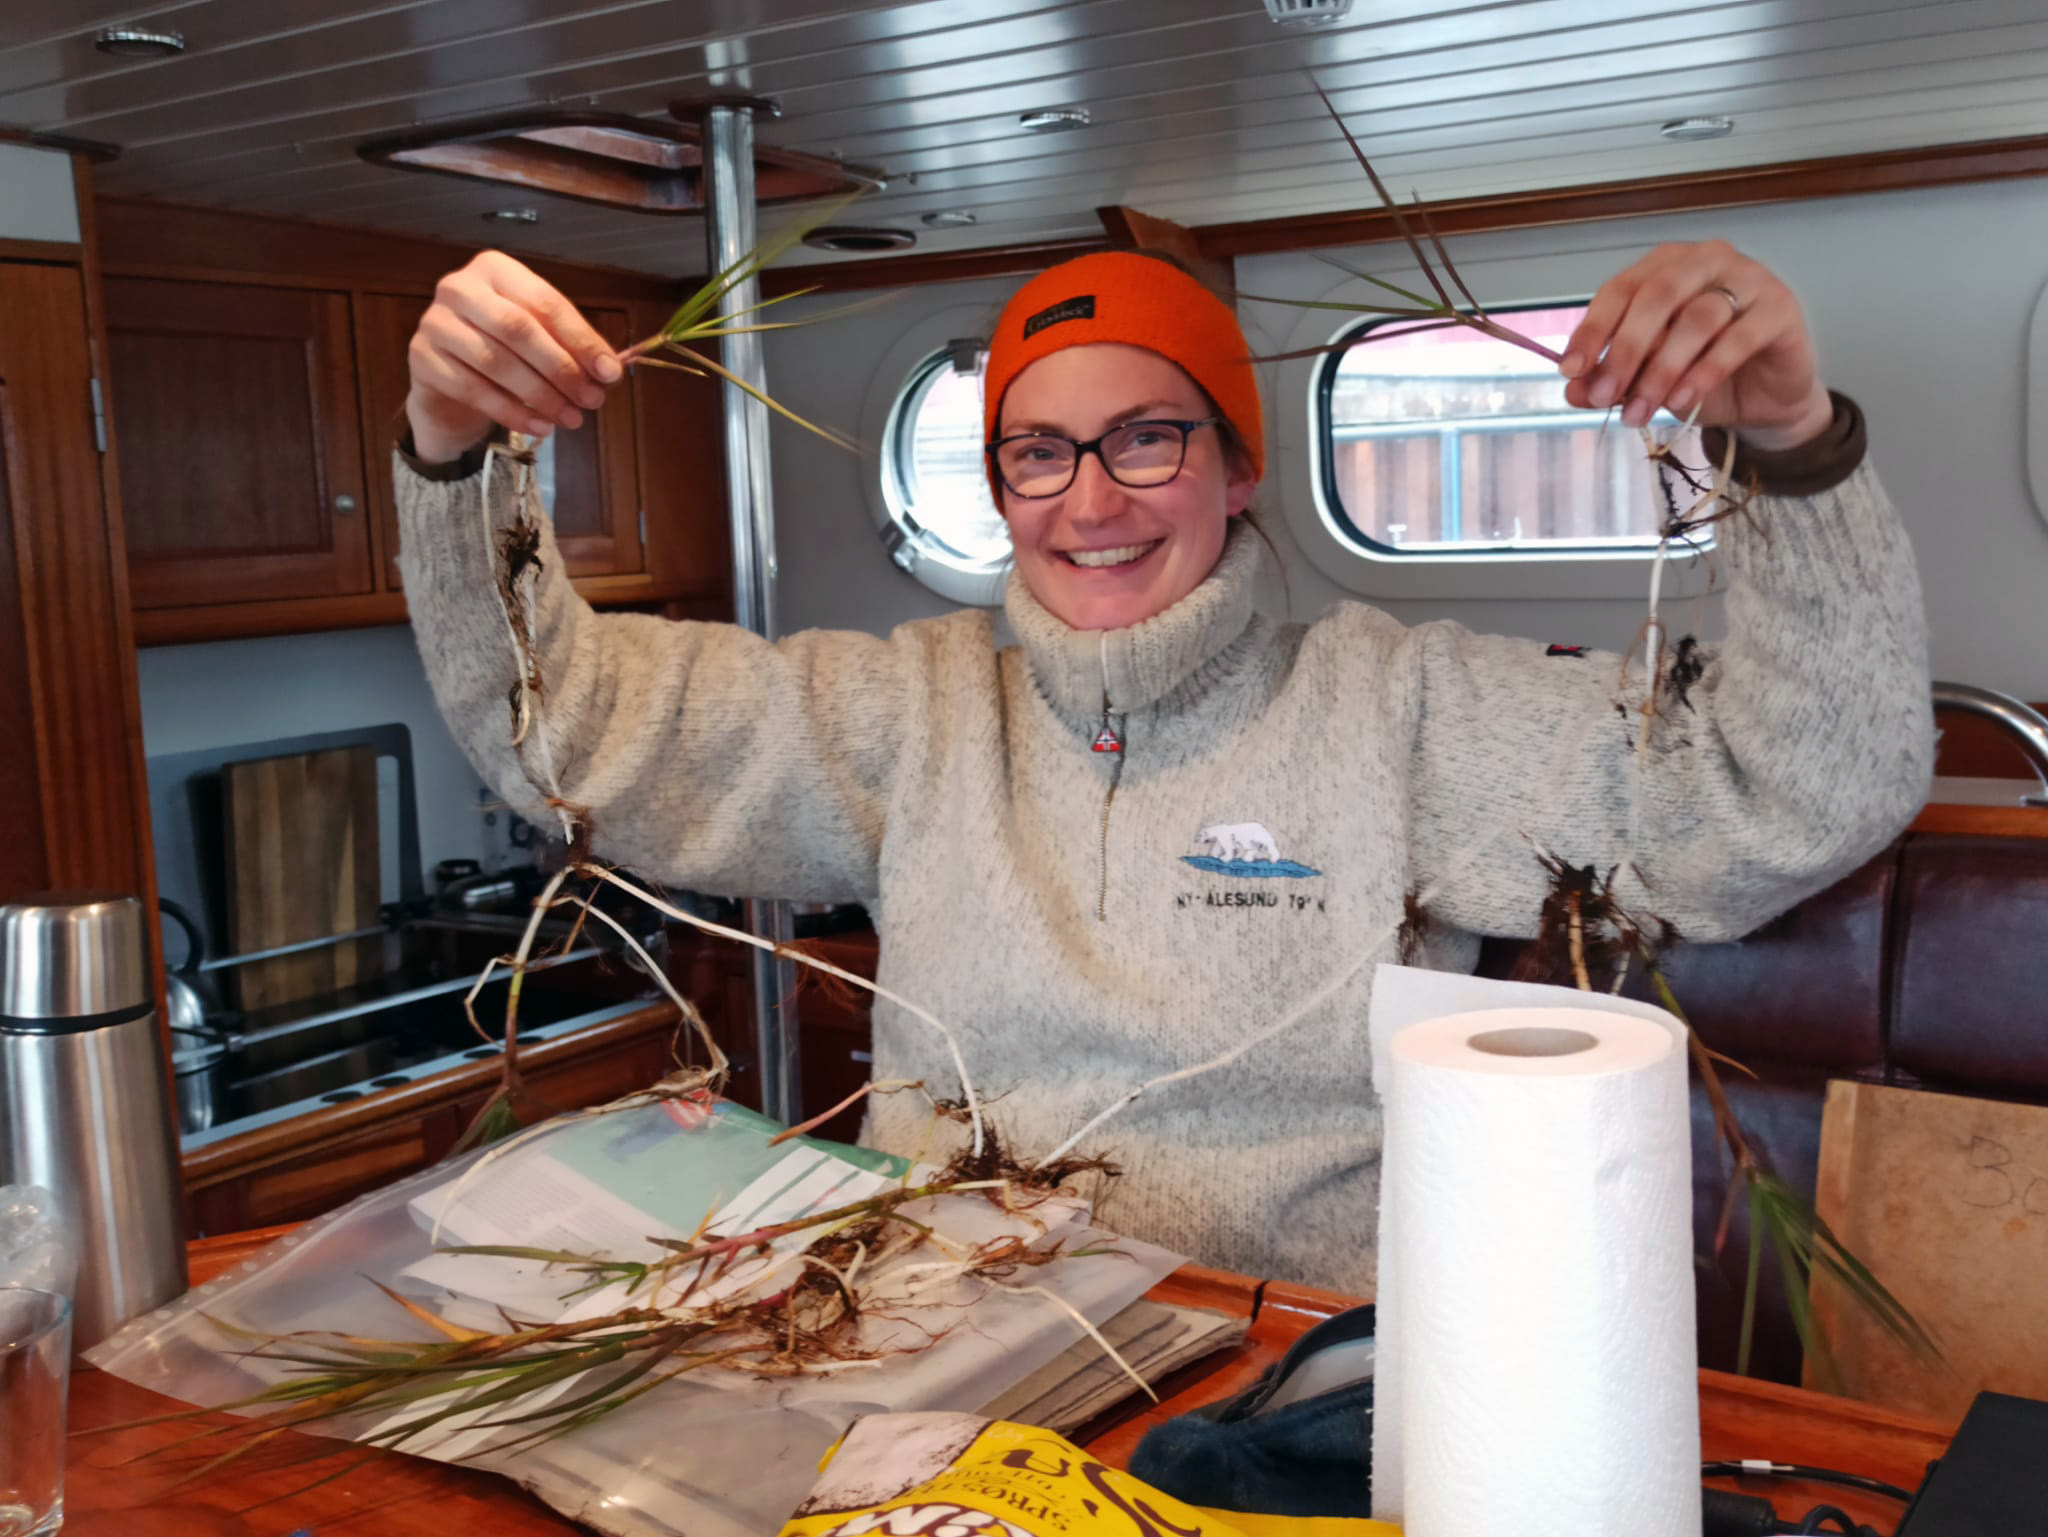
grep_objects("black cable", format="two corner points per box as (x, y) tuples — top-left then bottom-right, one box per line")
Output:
(1702, 1487), (1779, 1536)
(1702, 1460), (1915, 1505)
(1786, 1503), (1876, 1535)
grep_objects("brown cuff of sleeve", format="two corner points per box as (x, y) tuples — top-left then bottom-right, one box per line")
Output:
(395, 418), (503, 483)
(1699, 390), (1867, 498)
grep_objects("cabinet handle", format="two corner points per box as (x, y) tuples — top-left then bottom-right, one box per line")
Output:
(335, 493), (358, 514)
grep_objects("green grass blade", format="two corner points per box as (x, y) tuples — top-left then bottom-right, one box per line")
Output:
(673, 284), (821, 333)
(1737, 1174), (1764, 1378)
(665, 244), (772, 335)
(462, 1364), (688, 1462)
(455, 1341), (672, 1433)
(1234, 289), (1441, 317)
(1316, 258), (1447, 313)
(674, 345), (860, 453)
(449, 1092), (522, 1157)
(1354, 271), (1451, 310)
(683, 319), (820, 338)
(365, 1347), (623, 1450)
(1765, 1199), (1838, 1394)
(438, 1244), (608, 1266)
(1305, 73), (1457, 314)
(1751, 1172), (1940, 1367)
(1248, 324), (1471, 365)
(662, 188), (867, 338)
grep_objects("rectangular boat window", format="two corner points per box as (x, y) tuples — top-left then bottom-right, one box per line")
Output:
(1319, 303), (1704, 559)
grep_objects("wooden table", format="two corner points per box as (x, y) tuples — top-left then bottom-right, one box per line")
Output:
(63, 1229), (1952, 1534)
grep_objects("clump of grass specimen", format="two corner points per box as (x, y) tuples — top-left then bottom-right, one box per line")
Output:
(82, 1118), (1124, 1489)
(1517, 846), (1939, 1385)
(613, 190), (870, 451)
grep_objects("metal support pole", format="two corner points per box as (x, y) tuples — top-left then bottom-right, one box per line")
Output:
(702, 100), (801, 1125)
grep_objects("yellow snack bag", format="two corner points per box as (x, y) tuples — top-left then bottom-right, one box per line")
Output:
(780, 1412), (1402, 1537)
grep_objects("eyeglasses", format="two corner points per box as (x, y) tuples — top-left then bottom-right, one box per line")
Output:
(985, 416), (1220, 499)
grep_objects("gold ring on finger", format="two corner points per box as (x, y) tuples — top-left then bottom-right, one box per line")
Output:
(1708, 283), (1742, 319)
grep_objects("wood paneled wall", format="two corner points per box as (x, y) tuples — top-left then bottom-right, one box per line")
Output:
(0, 160), (156, 917)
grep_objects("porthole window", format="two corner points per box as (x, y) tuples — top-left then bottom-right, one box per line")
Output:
(878, 342), (1013, 604)
(1318, 303), (1703, 558)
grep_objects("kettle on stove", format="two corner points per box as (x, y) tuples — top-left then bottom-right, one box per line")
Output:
(158, 899), (234, 1134)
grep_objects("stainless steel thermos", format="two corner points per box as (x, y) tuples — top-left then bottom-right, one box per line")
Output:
(1, 895), (188, 1347)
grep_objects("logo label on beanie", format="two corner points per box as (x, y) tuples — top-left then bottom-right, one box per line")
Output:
(1023, 295), (1095, 338)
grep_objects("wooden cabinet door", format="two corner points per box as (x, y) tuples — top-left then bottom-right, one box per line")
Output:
(105, 276), (374, 608)
(0, 260), (152, 902)
(354, 289), (424, 590)
(357, 292), (644, 587)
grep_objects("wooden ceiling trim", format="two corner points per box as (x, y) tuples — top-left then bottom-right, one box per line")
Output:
(80, 126), (2048, 298)
(1198, 133), (2048, 257)
(593, 110), (1997, 257)
(475, 79), (2048, 259)
(0, 124), (118, 162)
(94, 195), (687, 302)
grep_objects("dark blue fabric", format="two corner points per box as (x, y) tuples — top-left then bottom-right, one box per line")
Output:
(1128, 1302), (1376, 1519)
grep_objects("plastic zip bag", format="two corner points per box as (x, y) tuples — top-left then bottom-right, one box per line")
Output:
(87, 1104), (1179, 1537)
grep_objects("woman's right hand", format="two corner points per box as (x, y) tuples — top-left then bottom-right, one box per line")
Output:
(404, 249), (625, 465)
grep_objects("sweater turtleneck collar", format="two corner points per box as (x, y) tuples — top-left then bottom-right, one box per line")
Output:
(1004, 518), (1265, 724)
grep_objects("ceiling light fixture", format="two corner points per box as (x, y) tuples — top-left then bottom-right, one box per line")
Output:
(1263, 0), (1354, 25)
(921, 209), (977, 228)
(802, 226), (916, 253)
(1019, 108), (1090, 133)
(1660, 116), (1735, 142)
(93, 26), (185, 59)
(483, 208), (540, 223)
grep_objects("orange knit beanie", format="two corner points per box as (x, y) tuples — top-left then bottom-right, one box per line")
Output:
(981, 251), (1265, 502)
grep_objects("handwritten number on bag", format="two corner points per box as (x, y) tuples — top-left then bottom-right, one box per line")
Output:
(1961, 1135), (2048, 1214)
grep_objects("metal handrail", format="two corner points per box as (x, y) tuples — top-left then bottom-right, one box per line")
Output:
(1931, 681), (2048, 806)
(229, 943), (608, 1047)
(195, 922), (390, 973)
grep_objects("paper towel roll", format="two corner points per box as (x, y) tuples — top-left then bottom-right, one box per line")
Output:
(1375, 1004), (1700, 1537)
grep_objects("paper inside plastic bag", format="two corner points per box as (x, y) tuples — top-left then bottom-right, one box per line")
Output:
(86, 1101), (1180, 1537)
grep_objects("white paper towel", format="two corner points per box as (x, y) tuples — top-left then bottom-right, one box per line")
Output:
(1368, 980), (1699, 1537)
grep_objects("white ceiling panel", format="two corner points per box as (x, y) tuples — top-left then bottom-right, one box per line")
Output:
(7, 0), (2045, 278)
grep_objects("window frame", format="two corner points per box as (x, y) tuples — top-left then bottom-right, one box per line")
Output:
(1315, 303), (1699, 563)
(1267, 246), (1721, 605)
(867, 321), (1012, 609)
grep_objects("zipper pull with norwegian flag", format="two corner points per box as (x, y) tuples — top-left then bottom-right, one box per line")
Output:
(1092, 698), (1123, 754)
(1092, 632), (1123, 753)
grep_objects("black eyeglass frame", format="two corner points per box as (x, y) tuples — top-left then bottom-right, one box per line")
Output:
(983, 416), (1221, 499)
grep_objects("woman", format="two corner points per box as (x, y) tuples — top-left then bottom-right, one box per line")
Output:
(398, 242), (1930, 1291)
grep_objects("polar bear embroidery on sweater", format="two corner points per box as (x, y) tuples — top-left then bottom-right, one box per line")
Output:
(1181, 820), (1321, 879)
(1193, 821), (1282, 864)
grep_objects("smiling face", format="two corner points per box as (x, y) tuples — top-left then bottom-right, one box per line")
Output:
(997, 342), (1257, 631)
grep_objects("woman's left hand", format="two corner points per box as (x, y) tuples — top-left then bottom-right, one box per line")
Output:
(1560, 240), (1834, 451)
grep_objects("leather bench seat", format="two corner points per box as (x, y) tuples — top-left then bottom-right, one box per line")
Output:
(1475, 832), (2048, 1384)
(1890, 836), (2048, 1095)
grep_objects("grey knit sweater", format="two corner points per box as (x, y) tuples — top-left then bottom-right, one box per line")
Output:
(397, 409), (1931, 1293)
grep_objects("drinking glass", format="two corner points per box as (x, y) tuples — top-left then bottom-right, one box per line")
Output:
(0, 1287), (71, 1536)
